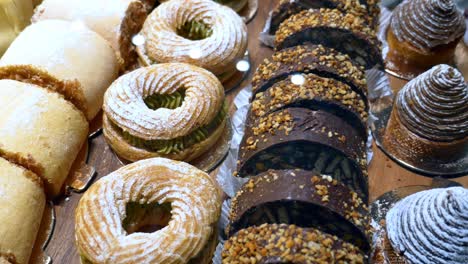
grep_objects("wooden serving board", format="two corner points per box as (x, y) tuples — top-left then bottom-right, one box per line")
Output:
(44, 1), (468, 263)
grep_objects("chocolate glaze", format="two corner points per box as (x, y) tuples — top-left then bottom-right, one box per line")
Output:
(237, 107), (368, 198)
(269, 0), (376, 35)
(248, 72), (368, 137)
(274, 9), (383, 70)
(228, 170), (371, 251)
(252, 45), (368, 101)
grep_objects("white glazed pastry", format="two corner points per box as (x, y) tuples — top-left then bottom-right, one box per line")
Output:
(0, 19), (118, 120)
(32, 0), (148, 70)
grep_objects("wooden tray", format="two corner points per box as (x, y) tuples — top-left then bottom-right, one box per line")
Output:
(42, 1), (468, 263)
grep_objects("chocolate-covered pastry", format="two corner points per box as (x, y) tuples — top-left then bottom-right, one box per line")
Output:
(275, 9), (382, 70)
(252, 45), (367, 100)
(237, 107), (368, 198)
(384, 65), (468, 163)
(249, 72), (368, 135)
(268, 0), (377, 35)
(228, 170), (370, 251)
(222, 224), (367, 263)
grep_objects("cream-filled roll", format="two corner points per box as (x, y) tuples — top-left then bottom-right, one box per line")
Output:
(0, 80), (88, 198)
(0, 19), (118, 120)
(32, 0), (148, 70)
(0, 157), (46, 264)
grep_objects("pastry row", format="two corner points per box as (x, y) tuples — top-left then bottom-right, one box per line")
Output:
(222, 1), (383, 262)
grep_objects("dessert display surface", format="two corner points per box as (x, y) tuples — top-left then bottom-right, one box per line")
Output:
(0, 1), (467, 263)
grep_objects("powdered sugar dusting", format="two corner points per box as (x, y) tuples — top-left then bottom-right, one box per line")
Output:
(386, 187), (468, 264)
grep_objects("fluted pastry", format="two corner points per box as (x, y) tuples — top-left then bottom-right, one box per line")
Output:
(0, 19), (118, 120)
(384, 65), (468, 163)
(75, 157), (222, 264)
(222, 224), (366, 264)
(275, 8), (382, 70)
(137, 0), (248, 83)
(103, 63), (227, 162)
(0, 157), (46, 264)
(32, 0), (148, 70)
(386, 0), (465, 77)
(0, 80), (89, 197)
(386, 187), (468, 264)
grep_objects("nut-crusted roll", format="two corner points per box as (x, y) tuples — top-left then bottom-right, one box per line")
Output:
(0, 19), (118, 120)
(0, 157), (46, 264)
(237, 107), (368, 199)
(0, 80), (88, 197)
(103, 63), (227, 162)
(137, 0), (248, 83)
(383, 65), (468, 164)
(32, 0), (148, 70)
(228, 170), (370, 251)
(275, 9), (382, 70)
(268, 0), (377, 35)
(75, 158), (221, 263)
(252, 45), (368, 100)
(249, 72), (368, 135)
(223, 224), (367, 263)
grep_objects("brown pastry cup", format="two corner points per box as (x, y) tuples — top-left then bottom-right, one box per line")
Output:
(386, 29), (461, 79)
(383, 107), (468, 164)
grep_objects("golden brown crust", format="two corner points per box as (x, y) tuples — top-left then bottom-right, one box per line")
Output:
(0, 149), (44, 189)
(103, 113), (227, 162)
(0, 65), (88, 118)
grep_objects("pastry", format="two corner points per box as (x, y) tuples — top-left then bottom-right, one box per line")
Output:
(103, 63), (227, 162)
(227, 170), (370, 250)
(0, 157), (46, 264)
(268, 0), (377, 35)
(75, 157), (221, 263)
(386, 187), (468, 264)
(252, 45), (368, 101)
(0, 0), (33, 56)
(0, 19), (118, 120)
(32, 0), (148, 70)
(386, 0), (465, 77)
(383, 65), (467, 164)
(275, 9), (382, 70)
(237, 107), (368, 198)
(137, 0), (248, 83)
(222, 224), (367, 263)
(249, 72), (368, 136)
(0, 80), (88, 197)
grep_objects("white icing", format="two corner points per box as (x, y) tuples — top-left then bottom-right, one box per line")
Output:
(386, 187), (468, 264)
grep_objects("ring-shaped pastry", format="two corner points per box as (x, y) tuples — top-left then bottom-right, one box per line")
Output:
(137, 0), (248, 82)
(103, 63), (227, 162)
(75, 157), (222, 263)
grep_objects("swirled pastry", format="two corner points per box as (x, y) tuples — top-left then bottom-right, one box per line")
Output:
(0, 157), (45, 264)
(32, 0), (148, 70)
(75, 157), (221, 264)
(103, 63), (227, 162)
(386, 0), (466, 77)
(0, 19), (118, 120)
(384, 65), (468, 163)
(137, 0), (248, 83)
(0, 80), (89, 197)
(386, 187), (468, 264)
